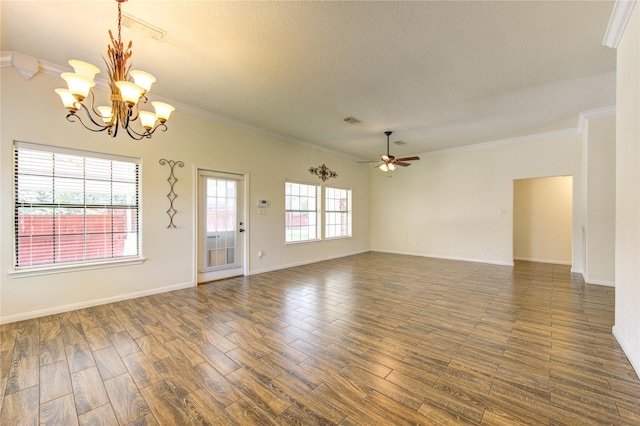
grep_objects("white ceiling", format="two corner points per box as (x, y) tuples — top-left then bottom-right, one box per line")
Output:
(1, 1), (616, 160)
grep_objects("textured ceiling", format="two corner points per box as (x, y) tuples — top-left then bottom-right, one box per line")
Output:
(1, 1), (616, 160)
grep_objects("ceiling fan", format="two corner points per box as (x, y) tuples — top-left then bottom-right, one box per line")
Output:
(362, 131), (420, 171)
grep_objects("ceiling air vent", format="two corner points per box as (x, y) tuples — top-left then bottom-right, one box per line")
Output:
(122, 13), (167, 41)
(343, 116), (362, 125)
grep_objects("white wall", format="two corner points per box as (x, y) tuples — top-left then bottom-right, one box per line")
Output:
(613, 4), (640, 378)
(513, 176), (573, 264)
(585, 114), (616, 285)
(370, 132), (585, 269)
(0, 68), (370, 323)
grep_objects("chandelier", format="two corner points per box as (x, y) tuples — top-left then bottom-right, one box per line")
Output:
(55, 0), (174, 140)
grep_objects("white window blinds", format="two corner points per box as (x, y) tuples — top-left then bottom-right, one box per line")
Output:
(13, 142), (140, 268)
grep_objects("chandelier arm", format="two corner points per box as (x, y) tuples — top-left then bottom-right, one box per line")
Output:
(120, 104), (130, 126)
(124, 126), (150, 141)
(66, 113), (109, 133)
(122, 109), (150, 140)
(66, 103), (112, 133)
(153, 123), (168, 134)
(129, 102), (141, 122)
(128, 94), (149, 123)
(125, 122), (167, 140)
(85, 89), (104, 119)
(110, 121), (120, 138)
(117, 107), (144, 139)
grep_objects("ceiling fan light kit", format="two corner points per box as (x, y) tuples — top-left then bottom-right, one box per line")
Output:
(55, 0), (174, 140)
(370, 131), (420, 172)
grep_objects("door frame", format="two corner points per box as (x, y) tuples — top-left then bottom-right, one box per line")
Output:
(512, 175), (574, 266)
(193, 166), (249, 283)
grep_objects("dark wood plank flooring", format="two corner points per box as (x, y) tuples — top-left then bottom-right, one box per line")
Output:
(1, 252), (639, 425)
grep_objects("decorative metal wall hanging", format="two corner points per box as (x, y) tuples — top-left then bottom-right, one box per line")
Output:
(159, 159), (184, 228)
(309, 163), (338, 181)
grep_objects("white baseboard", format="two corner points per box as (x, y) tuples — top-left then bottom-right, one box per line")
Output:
(249, 250), (369, 275)
(513, 256), (572, 265)
(373, 249), (514, 267)
(0, 281), (195, 325)
(613, 325), (640, 380)
(585, 278), (615, 287)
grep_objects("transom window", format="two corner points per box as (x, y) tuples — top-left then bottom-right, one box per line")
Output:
(325, 186), (352, 239)
(285, 181), (320, 243)
(13, 142), (140, 268)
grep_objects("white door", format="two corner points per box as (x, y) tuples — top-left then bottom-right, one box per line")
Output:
(197, 170), (245, 283)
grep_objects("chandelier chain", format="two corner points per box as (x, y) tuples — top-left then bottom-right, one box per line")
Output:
(117, 1), (122, 43)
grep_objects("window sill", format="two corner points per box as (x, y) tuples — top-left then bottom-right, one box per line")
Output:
(325, 236), (353, 241)
(8, 257), (146, 278)
(285, 239), (321, 246)
(285, 236), (352, 246)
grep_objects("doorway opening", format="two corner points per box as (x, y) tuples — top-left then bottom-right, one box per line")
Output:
(513, 176), (573, 265)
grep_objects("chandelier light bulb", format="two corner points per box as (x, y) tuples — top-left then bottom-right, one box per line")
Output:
(115, 81), (145, 106)
(68, 60), (100, 83)
(97, 106), (113, 123)
(139, 111), (158, 130)
(380, 163), (389, 172)
(151, 101), (175, 123)
(130, 70), (156, 93)
(55, 88), (78, 111)
(61, 73), (95, 101)
(388, 163), (396, 171)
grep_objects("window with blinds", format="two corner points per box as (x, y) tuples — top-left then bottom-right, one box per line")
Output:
(13, 142), (140, 268)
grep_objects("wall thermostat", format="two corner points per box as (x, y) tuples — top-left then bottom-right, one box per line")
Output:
(257, 199), (268, 208)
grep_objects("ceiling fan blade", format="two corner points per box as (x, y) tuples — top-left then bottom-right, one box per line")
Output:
(395, 161), (411, 167)
(395, 156), (420, 162)
(381, 155), (390, 162)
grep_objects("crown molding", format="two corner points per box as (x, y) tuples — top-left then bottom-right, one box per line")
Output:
(1, 51), (39, 80)
(422, 128), (580, 157)
(170, 99), (362, 161)
(424, 104), (616, 157)
(577, 105), (617, 134)
(0, 50), (618, 162)
(0, 51), (13, 67)
(1, 51), (361, 162)
(603, 0), (637, 48)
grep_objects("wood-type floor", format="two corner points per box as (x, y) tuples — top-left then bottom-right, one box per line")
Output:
(1, 252), (640, 425)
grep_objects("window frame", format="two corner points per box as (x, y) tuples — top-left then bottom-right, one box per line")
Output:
(324, 185), (352, 240)
(284, 180), (321, 244)
(11, 141), (144, 277)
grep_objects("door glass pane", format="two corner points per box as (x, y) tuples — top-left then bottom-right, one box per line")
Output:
(205, 177), (237, 269)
